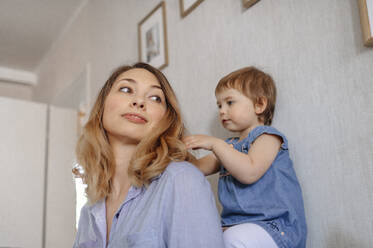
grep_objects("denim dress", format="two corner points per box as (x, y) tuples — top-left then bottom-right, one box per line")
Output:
(218, 126), (307, 248)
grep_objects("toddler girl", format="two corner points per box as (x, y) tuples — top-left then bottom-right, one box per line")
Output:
(184, 67), (307, 248)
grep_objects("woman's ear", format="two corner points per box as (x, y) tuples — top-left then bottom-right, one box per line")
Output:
(255, 97), (267, 114)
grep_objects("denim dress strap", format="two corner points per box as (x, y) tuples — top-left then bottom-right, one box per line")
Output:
(225, 137), (237, 144)
(248, 126), (288, 150)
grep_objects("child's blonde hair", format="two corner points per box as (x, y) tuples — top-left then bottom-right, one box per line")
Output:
(215, 66), (276, 125)
(74, 63), (194, 204)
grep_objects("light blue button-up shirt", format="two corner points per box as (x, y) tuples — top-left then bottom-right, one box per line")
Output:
(73, 161), (225, 248)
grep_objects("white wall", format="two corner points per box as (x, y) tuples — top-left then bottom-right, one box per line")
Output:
(0, 80), (33, 100)
(33, 0), (373, 247)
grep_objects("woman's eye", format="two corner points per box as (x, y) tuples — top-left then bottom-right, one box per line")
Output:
(150, 95), (162, 103)
(120, 87), (132, 93)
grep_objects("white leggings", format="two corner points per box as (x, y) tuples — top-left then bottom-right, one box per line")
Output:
(223, 223), (278, 248)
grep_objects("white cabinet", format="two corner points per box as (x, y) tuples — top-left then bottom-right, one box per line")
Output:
(0, 97), (77, 248)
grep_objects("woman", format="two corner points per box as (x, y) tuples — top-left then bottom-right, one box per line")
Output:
(73, 63), (224, 248)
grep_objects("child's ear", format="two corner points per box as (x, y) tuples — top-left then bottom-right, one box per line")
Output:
(255, 97), (267, 114)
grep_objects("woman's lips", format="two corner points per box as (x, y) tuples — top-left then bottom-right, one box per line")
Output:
(123, 113), (147, 124)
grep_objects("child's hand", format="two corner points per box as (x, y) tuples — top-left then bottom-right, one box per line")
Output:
(183, 135), (221, 151)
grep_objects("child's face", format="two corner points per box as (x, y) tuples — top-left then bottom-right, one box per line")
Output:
(102, 68), (167, 144)
(216, 88), (262, 134)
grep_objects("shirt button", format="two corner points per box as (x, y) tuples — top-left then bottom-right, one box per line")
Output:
(281, 232), (285, 236)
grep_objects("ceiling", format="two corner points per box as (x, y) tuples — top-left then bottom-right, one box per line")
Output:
(0, 0), (86, 72)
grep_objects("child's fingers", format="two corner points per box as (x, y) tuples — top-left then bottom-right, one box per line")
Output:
(183, 135), (208, 149)
(185, 140), (199, 149)
(185, 140), (203, 150)
(183, 135), (198, 143)
(183, 138), (194, 149)
(182, 137), (194, 147)
(183, 136), (198, 143)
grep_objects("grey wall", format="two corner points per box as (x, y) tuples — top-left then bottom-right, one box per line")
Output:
(33, 0), (373, 247)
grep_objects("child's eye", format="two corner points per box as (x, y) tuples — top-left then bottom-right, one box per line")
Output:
(217, 104), (222, 109)
(149, 95), (162, 103)
(120, 87), (132, 93)
(227, 100), (234, 106)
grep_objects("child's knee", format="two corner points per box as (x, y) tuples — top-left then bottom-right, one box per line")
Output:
(223, 228), (246, 248)
(223, 224), (278, 248)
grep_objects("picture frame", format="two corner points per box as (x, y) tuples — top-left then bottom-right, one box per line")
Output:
(180, 0), (204, 18)
(138, 1), (169, 70)
(358, 0), (373, 46)
(242, 0), (260, 9)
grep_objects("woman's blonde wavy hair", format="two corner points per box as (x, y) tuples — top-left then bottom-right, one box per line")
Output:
(74, 62), (194, 204)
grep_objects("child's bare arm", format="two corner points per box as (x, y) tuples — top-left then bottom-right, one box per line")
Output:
(183, 135), (220, 176)
(185, 134), (282, 184)
(214, 134), (282, 184)
(193, 154), (220, 176)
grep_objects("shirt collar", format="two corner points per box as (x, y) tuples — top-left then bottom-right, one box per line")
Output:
(88, 172), (165, 220)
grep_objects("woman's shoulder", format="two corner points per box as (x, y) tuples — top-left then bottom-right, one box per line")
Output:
(163, 161), (204, 180)
(158, 161), (215, 202)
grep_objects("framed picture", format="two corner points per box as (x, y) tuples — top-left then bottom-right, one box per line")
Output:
(358, 0), (373, 46)
(138, 1), (168, 70)
(242, 0), (260, 8)
(180, 0), (204, 18)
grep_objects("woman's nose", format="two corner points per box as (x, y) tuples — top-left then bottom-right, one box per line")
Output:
(131, 97), (145, 109)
